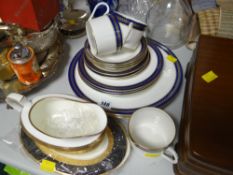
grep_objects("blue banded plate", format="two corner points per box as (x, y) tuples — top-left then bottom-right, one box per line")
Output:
(68, 39), (183, 115)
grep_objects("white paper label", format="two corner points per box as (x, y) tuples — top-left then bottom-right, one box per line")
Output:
(99, 100), (112, 109)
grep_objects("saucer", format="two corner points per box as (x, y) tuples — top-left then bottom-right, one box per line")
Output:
(84, 51), (150, 77)
(21, 118), (130, 175)
(79, 45), (163, 94)
(68, 39), (183, 115)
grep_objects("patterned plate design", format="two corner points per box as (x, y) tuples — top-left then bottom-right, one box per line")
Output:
(21, 119), (129, 175)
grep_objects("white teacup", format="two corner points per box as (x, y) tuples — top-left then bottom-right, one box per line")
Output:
(110, 11), (147, 51)
(129, 107), (178, 164)
(86, 2), (146, 56)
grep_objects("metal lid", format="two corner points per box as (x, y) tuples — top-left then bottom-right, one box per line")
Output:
(10, 43), (31, 64)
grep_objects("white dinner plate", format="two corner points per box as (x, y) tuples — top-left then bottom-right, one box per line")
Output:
(68, 39), (183, 115)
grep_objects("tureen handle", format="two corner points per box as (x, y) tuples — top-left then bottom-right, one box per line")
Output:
(5, 93), (30, 112)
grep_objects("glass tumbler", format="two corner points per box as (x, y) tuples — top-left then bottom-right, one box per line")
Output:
(146, 0), (193, 49)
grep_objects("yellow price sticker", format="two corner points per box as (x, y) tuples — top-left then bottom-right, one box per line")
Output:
(167, 55), (177, 63)
(68, 19), (76, 25)
(201, 70), (218, 83)
(40, 160), (56, 173)
(144, 153), (161, 158)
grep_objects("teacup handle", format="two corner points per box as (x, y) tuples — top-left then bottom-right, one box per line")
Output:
(5, 93), (30, 112)
(88, 2), (110, 20)
(123, 22), (133, 45)
(161, 146), (178, 164)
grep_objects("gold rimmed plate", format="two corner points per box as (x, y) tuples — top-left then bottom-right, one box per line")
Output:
(21, 118), (130, 175)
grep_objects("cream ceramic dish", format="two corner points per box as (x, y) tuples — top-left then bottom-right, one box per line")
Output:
(6, 93), (107, 149)
(129, 107), (178, 164)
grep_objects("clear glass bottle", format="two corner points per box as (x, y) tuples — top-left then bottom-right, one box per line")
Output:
(146, 0), (193, 49)
(118, 0), (155, 23)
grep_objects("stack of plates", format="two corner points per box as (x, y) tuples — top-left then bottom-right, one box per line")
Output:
(83, 38), (150, 77)
(68, 38), (183, 117)
(21, 118), (130, 175)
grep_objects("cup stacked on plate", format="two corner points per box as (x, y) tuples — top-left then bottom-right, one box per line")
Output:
(69, 2), (183, 117)
(81, 2), (155, 94)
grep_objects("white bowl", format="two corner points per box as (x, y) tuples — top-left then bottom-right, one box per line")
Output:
(128, 107), (178, 164)
(129, 107), (176, 151)
(6, 93), (108, 150)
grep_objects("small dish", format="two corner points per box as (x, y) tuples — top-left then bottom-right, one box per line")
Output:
(6, 93), (107, 150)
(59, 9), (89, 39)
(21, 118), (130, 175)
(68, 39), (183, 115)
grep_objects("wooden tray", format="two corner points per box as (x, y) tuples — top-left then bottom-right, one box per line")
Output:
(174, 35), (233, 175)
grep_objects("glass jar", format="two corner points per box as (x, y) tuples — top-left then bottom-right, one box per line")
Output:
(118, 0), (155, 23)
(146, 0), (193, 49)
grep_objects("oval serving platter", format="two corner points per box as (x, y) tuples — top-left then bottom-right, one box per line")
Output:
(68, 39), (183, 116)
